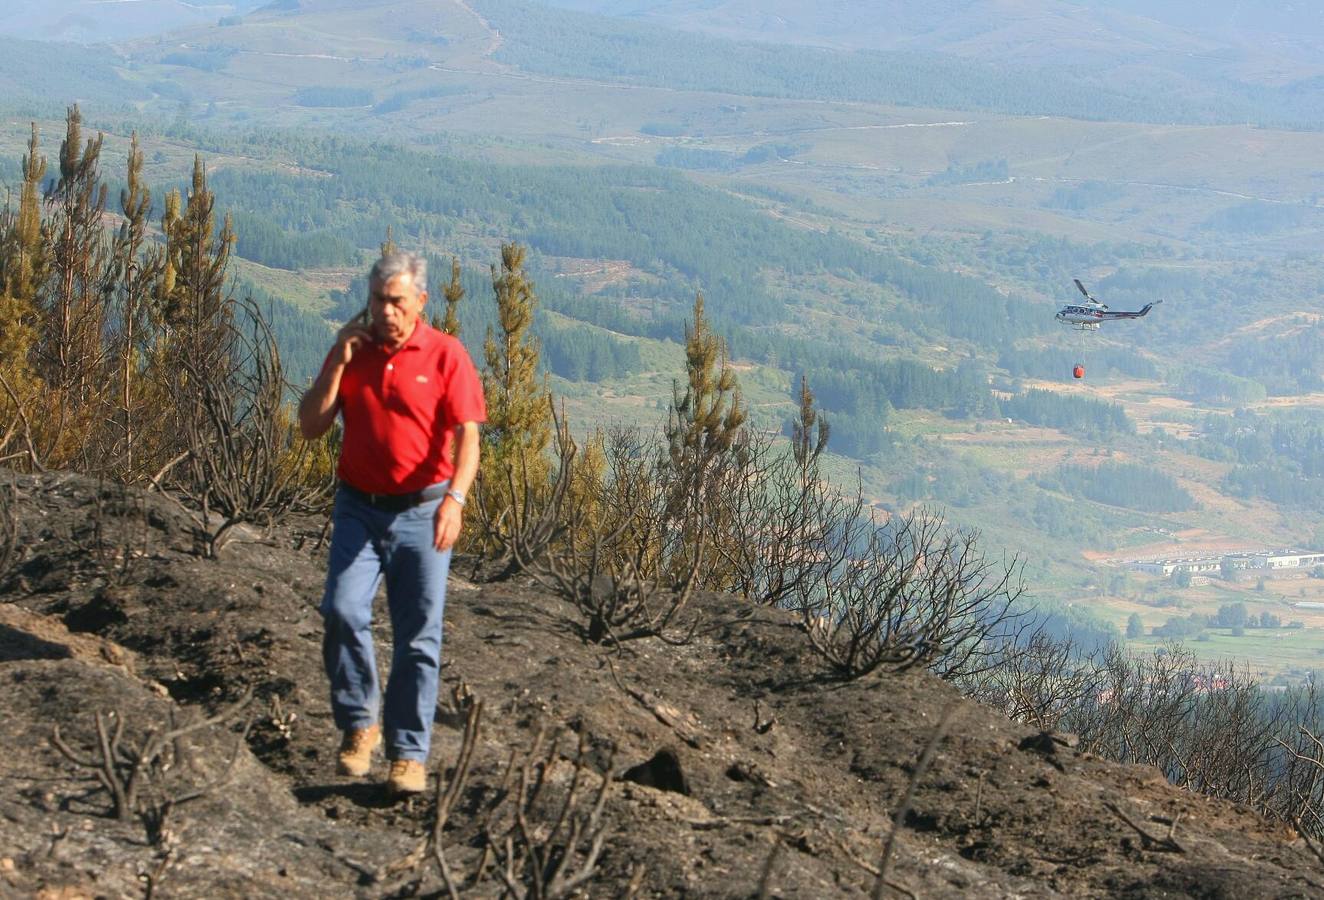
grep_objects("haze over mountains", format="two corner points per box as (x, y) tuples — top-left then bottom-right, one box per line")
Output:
(0, 0), (269, 43)
(14, 0), (1324, 92)
(539, 0), (1324, 84)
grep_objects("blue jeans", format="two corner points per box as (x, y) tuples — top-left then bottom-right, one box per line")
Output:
(320, 485), (452, 762)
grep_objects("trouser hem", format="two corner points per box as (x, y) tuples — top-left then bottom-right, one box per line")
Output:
(386, 748), (429, 763)
(338, 715), (379, 733)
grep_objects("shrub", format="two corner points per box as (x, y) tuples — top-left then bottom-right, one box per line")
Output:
(795, 506), (1029, 680)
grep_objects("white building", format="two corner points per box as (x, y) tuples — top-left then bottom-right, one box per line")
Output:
(1129, 556), (1227, 576)
(1250, 550), (1324, 570)
(1125, 549), (1324, 577)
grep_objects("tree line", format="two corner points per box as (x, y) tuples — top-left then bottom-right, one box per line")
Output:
(1037, 461), (1195, 514)
(1001, 388), (1134, 437)
(1194, 410), (1324, 510)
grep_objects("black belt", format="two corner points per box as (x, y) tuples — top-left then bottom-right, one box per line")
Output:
(339, 481), (448, 512)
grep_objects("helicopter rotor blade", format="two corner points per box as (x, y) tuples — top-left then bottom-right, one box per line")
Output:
(1073, 278), (1108, 309)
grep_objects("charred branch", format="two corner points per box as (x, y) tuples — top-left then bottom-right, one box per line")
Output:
(475, 398), (578, 580)
(796, 507), (1030, 681)
(49, 691), (253, 844)
(167, 297), (324, 557)
(479, 729), (615, 899)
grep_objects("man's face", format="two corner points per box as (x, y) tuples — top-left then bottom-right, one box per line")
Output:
(369, 273), (427, 347)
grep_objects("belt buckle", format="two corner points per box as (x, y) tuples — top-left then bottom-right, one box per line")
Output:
(367, 489), (418, 511)
(363, 490), (392, 508)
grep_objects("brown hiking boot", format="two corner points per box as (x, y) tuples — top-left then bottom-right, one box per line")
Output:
(386, 759), (427, 798)
(336, 725), (381, 777)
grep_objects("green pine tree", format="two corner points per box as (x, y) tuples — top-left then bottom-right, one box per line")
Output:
(106, 132), (164, 475)
(0, 123), (46, 372)
(441, 256), (464, 337)
(483, 242), (551, 466)
(663, 292), (747, 588)
(476, 243), (553, 559)
(159, 156), (235, 364)
(43, 105), (111, 409)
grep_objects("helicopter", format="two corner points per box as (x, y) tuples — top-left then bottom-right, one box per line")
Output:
(1056, 278), (1161, 329)
(1056, 279), (1161, 379)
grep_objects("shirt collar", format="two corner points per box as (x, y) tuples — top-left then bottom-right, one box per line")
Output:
(378, 320), (438, 355)
(401, 320), (438, 351)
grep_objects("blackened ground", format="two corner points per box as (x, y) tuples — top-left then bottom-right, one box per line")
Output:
(0, 471), (1320, 898)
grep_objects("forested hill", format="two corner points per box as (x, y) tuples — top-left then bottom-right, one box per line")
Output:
(0, 36), (141, 110)
(476, 0), (1324, 129)
(107, 124), (1043, 390)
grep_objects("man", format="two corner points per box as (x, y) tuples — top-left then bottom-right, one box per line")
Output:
(298, 251), (484, 798)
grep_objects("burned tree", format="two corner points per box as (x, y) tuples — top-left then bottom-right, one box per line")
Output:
(1053, 645), (1324, 841)
(136, 161), (324, 556)
(38, 106), (113, 465)
(956, 631), (1105, 732)
(1278, 725), (1324, 843)
(383, 712), (623, 899)
(103, 132), (164, 478)
(715, 377), (863, 609)
(170, 298), (325, 557)
(796, 507), (1029, 680)
(660, 293), (747, 593)
(524, 423), (705, 644)
(480, 729), (616, 899)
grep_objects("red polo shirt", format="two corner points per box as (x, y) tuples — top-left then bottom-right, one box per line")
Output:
(332, 322), (486, 495)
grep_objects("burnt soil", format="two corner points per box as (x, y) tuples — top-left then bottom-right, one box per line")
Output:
(1, 471), (1322, 898)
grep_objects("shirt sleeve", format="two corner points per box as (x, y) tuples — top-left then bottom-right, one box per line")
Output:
(440, 342), (487, 426)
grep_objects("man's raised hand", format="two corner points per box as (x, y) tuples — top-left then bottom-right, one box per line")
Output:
(333, 321), (373, 366)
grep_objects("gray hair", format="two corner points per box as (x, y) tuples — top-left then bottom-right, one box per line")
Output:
(369, 251), (428, 292)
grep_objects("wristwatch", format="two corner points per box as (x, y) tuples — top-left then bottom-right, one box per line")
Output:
(446, 488), (467, 507)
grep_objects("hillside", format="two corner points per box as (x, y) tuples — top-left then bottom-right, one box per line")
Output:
(1, 472), (1322, 897)
(0, 0), (1321, 676)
